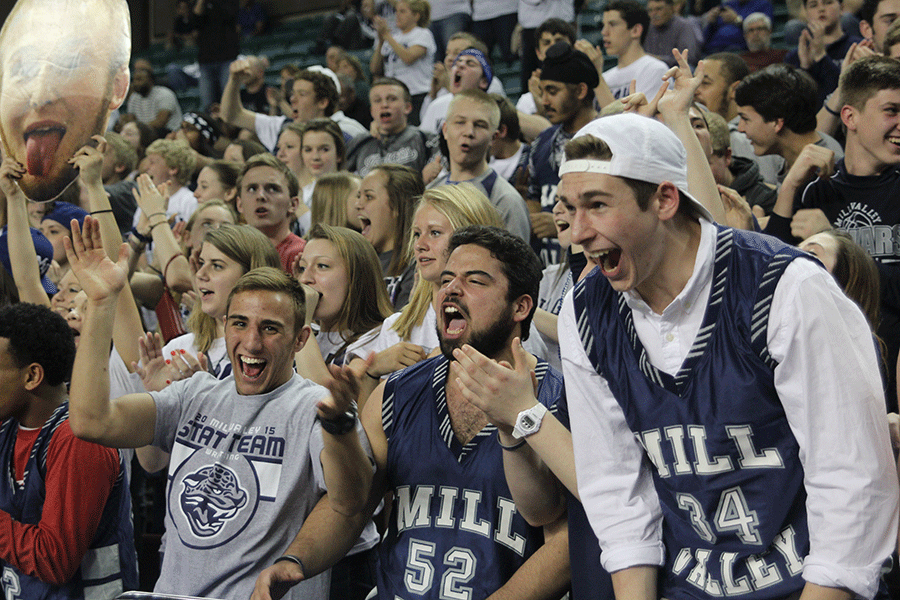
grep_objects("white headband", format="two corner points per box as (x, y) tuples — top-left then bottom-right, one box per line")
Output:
(558, 159), (614, 177)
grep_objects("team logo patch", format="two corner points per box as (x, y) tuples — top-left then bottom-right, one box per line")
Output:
(169, 451), (260, 548)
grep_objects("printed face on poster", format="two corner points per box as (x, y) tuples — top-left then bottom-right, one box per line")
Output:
(0, 0), (131, 201)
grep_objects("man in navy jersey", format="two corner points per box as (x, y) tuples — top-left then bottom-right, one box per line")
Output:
(316, 225), (571, 600)
(554, 112), (898, 600)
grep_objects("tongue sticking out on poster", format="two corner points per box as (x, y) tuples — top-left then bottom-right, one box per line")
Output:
(0, 0), (131, 202)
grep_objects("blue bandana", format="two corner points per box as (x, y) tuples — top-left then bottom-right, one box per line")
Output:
(456, 49), (493, 86)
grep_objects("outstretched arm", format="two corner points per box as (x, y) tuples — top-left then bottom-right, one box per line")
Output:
(66, 217), (157, 447)
(656, 50), (725, 224)
(0, 158), (50, 306)
(73, 137), (145, 370)
(220, 59), (260, 132)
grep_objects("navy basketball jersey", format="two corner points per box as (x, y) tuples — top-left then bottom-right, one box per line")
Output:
(0, 403), (137, 600)
(573, 226), (812, 600)
(529, 124), (570, 266)
(377, 355), (560, 599)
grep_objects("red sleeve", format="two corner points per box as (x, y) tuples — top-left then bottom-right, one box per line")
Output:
(0, 422), (120, 585)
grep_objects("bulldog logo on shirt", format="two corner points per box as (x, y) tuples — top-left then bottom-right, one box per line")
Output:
(180, 464), (248, 538)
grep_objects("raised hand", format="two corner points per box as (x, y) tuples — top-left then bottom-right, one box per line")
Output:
(449, 338), (538, 432)
(133, 174), (169, 217)
(318, 363), (362, 420)
(368, 342), (428, 378)
(70, 135), (107, 187)
(0, 157), (26, 201)
(64, 216), (129, 303)
(657, 49), (703, 120)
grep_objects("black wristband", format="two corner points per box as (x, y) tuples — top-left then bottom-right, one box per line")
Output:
(130, 227), (151, 244)
(318, 402), (358, 435)
(497, 437), (527, 451)
(274, 554), (305, 575)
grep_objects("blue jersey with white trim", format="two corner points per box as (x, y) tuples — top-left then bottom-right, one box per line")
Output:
(376, 355), (559, 600)
(0, 403), (137, 600)
(573, 226), (812, 600)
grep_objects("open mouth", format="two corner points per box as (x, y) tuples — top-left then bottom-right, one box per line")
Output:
(359, 216), (371, 236)
(442, 304), (467, 338)
(199, 288), (214, 300)
(24, 122), (66, 177)
(255, 207), (270, 219)
(239, 355), (267, 380)
(888, 135), (900, 148)
(589, 248), (622, 275)
(555, 219), (570, 232)
(380, 111), (392, 121)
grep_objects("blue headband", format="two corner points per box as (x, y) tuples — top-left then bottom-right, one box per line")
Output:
(456, 49), (493, 86)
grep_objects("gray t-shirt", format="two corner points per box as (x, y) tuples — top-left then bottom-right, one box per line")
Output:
(429, 168), (531, 242)
(150, 372), (332, 600)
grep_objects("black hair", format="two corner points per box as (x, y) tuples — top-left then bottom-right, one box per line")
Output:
(535, 18), (577, 45)
(605, 0), (651, 45)
(734, 64), (818, 134)
(0, 303), (75, 387)
(446, 226), (542, 340)
(704, 52), (750, 86)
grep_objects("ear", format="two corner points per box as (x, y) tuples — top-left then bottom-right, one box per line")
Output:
(727, 80), (739, 103)
(236, 195), (245, 215)
(114, 163), (128, 175)
(403, 101), (413, 116)
(773, 117), (785, 134)
(480, 77), (490, 91)
(441, 119), (449, 138)
(289, 195), (300, 217)
(497, 124), (509, 139)
(317, 96), (330, 113)
(724, 147), (733, 167)
(511, 293), (534, 325)
(630, 22), (644, 40)
(654, 181), (681, 221)
(294, 324), (312, 353)
(109, 67), (130, 111)
(859, 19), (873, 41)
(492, 127), (502, 142)
(23, 363), (44, 392)
(576, 81), (590, 102)
(841, 104), (857, 130)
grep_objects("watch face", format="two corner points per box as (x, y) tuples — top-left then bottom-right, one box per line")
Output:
(522, 416), (536, 429)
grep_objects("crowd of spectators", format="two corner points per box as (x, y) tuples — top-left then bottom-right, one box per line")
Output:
(4, 0), (900, 598)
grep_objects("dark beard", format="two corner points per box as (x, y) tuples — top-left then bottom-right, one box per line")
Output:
(438, 309), (516, 361)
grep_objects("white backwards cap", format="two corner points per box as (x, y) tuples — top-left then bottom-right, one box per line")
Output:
(560, 113), (714, 222)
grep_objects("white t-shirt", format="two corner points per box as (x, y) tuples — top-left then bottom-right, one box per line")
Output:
(472, 0), (517, 21)
(431, 0), (472, 20)
(602, 53), (670, 101)
(382, 27), (437, 96)
(518, 0), (574, 29)
(489, 143), (524, 182)
(516, 92), (538, 115)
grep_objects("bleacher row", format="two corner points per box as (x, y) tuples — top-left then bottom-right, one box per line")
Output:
(134, 0), (795, 114)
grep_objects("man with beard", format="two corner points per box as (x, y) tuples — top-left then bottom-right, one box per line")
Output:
(307, 225), (571, 600)
(528, 42), (598, 266)
(125, 68), (182, 137)
(0, 0), (131, 202)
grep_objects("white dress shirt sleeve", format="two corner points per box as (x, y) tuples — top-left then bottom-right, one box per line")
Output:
(768, 259), (899, 599)
(560, 291), (666, 574)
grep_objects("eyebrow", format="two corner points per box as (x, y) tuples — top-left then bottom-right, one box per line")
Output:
(441, 268), (496, 281)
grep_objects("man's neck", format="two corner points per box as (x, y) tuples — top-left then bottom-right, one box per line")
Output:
(449, 159), (490, 182)
(723, 101), (738, 122)
(259, 223), (292, 247)
(635, 216), (702, 315)
(20, 389), (66, 429)
(844, 135), (895, 177)
(616, 42), (645, 69)
(492, 138), (521, 160)
(564, 107), (599, 135)
(379, 123), (407, 138)
(780, 130), (823, 169)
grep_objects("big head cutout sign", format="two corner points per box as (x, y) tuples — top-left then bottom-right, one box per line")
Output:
(0, 0), (131, 201)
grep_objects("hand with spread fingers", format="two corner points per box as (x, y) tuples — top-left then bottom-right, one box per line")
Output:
(449, 338), (538, 433)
